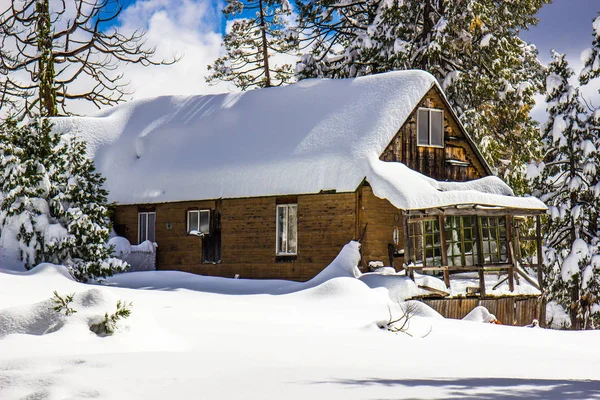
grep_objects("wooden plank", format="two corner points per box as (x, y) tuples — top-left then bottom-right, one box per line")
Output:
(418, 285), (450, 297)
(536, 215), (543, 291)
(473, 216), (485, 298)
(514, 260), (541, 290)
(506, 215), (515, 292)
(438, 214), (450, 288)
(402, 215), (415, 281)
(478, 269), (486, 298)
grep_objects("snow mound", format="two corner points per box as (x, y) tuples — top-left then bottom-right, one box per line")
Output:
(0, 288), (114, 338)
(304, 277), (375, 300)
(546, 301), (571, 329)
(373, 266), (396, 275)
(108, 236), (131, 257)
(414, 273), (449, 294)
(131, 240), (156, 253)
(26, 263), (75, 281)
(0, 299), (66, 337)
(307, 241), (362, 286)
(462, 306), (498, 323)
(360, 273), (425, 302)
(402, 300), (444, 319)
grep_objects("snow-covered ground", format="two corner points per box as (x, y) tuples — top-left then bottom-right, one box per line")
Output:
(1, 243), (600, 400)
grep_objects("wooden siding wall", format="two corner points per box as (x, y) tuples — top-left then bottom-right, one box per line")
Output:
(422, 297), (544, 326)
(112, 192), (357, 281)
(380, 87), (487, 182)
(359, 185), (405, 270)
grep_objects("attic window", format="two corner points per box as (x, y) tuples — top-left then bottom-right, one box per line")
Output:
(417, 108), (444, 148)
(188, 210), (210, 235)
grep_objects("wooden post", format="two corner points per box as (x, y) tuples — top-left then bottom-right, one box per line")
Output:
(438, 214), (450, 288)
(403, 214), (415, 281)
(473, 216), (486, 298)
(506, 215), (515, 292)
(536, 215), (543, 291)
(478, 269), (486, 298)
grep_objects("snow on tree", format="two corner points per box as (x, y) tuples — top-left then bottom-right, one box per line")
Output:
(0, 0), (176, 117)
(206, 0), (298, 90)
(0, 117), (128, 281)
(580, 13), (600, 85)
(295, 0), (547, 194)
(531, 51), (600, 330)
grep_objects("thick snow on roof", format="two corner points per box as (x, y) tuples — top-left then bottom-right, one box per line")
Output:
(53, 70), (545, 211)
(367, 160), (546, 210)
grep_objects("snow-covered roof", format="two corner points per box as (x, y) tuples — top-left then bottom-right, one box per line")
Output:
(52, 70), (546, 211)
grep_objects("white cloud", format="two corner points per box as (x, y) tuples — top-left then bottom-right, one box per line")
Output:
(70, 0), (232, 115)
(0, 0), (235, 116)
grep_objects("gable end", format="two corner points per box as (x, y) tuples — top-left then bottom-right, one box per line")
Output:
(380, 86), (492, 182)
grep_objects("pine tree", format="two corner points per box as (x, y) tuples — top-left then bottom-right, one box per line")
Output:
(0, 117), (128, 281)
(579, 13), (600, 85)
(206, 0), (298, 90)
(296, 0), (547, 193)
(532, 51), (600, 330)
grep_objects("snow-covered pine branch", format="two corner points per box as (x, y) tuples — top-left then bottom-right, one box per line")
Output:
(0, 117), (128, 281)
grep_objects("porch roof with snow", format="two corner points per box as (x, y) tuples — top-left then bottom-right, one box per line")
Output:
(52, 70), (546, 212)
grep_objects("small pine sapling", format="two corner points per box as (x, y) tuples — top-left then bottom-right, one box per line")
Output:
(90, 300), (133, 336)
(51, 290), (77, 316)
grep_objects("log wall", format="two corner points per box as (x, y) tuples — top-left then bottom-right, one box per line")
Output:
(112, 192), (357, 281)
(380, 87), (487, 182)
(359, 185), (405, 271)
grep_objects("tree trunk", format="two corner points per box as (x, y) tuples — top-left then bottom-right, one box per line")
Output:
(420, 0), (434, 70)
(569, 173), (580, 330)
(37, 0), (57, 117)
(258, 0), (271, 88)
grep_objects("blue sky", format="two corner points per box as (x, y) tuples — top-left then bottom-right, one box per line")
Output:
(114, 0), (600, 60)
(79, 0), (600, 118)
(521, 0), (599, 63)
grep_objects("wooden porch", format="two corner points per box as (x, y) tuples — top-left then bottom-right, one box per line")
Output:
(401, 205), (545, 298)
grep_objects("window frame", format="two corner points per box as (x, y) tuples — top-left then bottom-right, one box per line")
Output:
(407, 217), (442, 267)
(187, 209), (211, 235)
(276, 203), (298, 256)
(416, 107), (444, 148)
(444, 216), (478, 267)
(478, 216), (509, 264)
(138, 211), (156, 244)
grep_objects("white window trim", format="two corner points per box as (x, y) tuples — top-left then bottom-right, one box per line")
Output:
(138, 211), (155, 244)
(276, 204), (298, 256)
(187, 209), (211, 235)
(416, 107), (444, 148)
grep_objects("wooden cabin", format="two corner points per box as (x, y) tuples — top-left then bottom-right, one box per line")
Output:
(54, 71), (546, 305)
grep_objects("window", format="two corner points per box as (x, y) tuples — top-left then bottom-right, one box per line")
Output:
(407, 218), (442, 267)
(138, 212), (155, 243)
(417, 108), (444, 147)
(276, 204), (297, 255)
(479, 216), (508, 263)
(187, 210), (210, 235)
(445, 216), (477, 267)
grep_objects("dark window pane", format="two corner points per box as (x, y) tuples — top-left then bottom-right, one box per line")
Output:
(277, 206), (286, 253)
(199, 211), (210, 234)
(188, 211), (199, 233)
(147, 213), (155, 242)
(139, 214), (146, 243)
(418, 109), (429, 145)
(431, 110), (443, 146)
